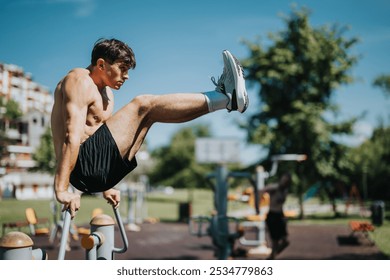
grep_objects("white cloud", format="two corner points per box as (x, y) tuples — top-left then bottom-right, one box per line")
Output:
(334, 121), (374, 147)
(354, 121), (374, 138)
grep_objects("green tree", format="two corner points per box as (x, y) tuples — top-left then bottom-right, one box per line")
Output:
(348, 125), (390, 200)
(241, 7), (360, 215)
(0, 96), (23, 157)
(358, 74), (390, 199)
(30, 126), (56, 174)
(0, 96), (23, 120)
(149, 125), (213, 190)
(373, 74), (390, 98)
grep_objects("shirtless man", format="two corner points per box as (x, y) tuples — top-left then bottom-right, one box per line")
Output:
(51, 38), (248, 218)
(259, 173), (292, 259)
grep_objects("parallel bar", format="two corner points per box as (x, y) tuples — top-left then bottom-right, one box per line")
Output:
(112, 206), (128, 254)
(57, 210), (71, 260)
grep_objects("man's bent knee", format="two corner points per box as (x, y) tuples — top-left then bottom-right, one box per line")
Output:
(128, 94), (155, 118)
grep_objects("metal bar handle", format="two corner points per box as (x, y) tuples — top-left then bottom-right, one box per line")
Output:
(112, 206), (128, 254)
(189, 215), (210, 237)
(57, 209), (71, 260)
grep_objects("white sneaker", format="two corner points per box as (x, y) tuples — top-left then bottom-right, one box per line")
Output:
(212, 50), (249, 113)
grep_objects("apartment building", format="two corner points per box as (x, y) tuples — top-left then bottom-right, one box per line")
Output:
(0, 63), (52, 113)
(0, 62), (54, 199)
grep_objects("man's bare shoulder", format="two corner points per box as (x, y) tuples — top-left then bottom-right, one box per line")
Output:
(64, 68), (91, 83)
(61, 68), (96, 94)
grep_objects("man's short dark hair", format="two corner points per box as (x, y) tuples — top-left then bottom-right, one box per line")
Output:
(91, 38), (136, 69)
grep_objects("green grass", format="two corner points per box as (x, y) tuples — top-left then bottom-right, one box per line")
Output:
(371, 223), (390, 257)
(0, 196), (116, 228)
(0, 189), (216, 232)
(1, 190), (389, 258)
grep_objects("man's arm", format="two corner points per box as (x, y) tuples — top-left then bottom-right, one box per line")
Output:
(54, 74), (90, 217)
(258, 183), (278, 196)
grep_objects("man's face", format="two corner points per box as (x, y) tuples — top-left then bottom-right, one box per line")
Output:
(104, 60), (129, 90)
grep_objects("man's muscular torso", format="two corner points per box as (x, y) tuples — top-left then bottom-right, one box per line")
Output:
(51, 68), (114, 159)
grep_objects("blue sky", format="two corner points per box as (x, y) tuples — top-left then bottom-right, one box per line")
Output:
(1, 0), (389, 165)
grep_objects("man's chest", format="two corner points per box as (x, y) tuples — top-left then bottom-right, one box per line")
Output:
(87, 97), (114, 124)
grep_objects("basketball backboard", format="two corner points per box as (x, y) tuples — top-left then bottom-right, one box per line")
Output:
(195, 138), (240, 164)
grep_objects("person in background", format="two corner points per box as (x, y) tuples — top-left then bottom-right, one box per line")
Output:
(260, 172), (292, 259)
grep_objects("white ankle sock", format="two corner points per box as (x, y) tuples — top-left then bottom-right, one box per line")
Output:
(203, 91), (229, 112)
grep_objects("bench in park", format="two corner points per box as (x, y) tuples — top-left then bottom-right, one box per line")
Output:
(349, 220), (375, 245)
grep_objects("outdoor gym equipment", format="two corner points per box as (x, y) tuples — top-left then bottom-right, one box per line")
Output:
(57, 209), (72, 260)
(238, 154), (306, 256)
(49, 200), (78, 244)
(57, 205), (128, 260)
(80, 206), (128, 260)
(0, 202), (128, 260)
(236, 166), (270, 255)
(0, 231), (47, 260)
(192, 139), (306, 259)
(124, 182), (146, 231)
(189, 164), (253, 260)
(189, 154), (306, 259)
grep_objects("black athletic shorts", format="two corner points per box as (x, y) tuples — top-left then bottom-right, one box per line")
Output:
(69, 124), (137, 193)
(266, 211), (288, 240)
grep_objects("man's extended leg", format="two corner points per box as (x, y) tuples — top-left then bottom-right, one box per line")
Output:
(106, 93), (210, 160)
(106, 50), (248, 161)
